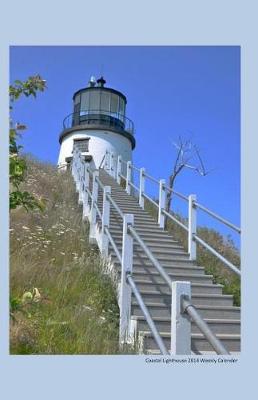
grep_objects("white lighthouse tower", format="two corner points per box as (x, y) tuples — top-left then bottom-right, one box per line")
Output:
(58, 76), (135, 170)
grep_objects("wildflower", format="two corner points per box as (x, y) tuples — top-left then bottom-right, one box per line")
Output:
(60, 252), (65, 255)
(33, 288), (41, 302)
(83, 305), (92, 312)
(22, 226), (30, 230)
(22, 291), (33, 303)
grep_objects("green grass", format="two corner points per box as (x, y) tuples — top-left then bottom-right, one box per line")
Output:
(10, 157), (131, 354)
(10, 157), (240, 355)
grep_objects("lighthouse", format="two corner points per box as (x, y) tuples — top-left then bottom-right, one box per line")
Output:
(58, 76), (135, 171)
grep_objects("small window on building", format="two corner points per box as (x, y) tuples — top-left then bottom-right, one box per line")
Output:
(73, 138), (90, 153)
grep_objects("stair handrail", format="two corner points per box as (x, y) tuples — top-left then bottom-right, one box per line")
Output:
(127, 223), (230, 355)
(84, 163), (168, 353)
(142, 192), (159, 208)
(71, 150), (231, 355)
(127, 225), (172, 287)
(104, 226), (122, 264)
(99, 153), (106, 170)
(193, 201), (241, 233)
(162, 208), (188, 231)
(143, 171), (160, 185)
(193, 235), (240, 276)
(103, 151), (241, 278)
(165, 184), (188, 201)
(181, 296), (229, 355)
(126, 273), (169, 355)
(107, 193), (124, 219)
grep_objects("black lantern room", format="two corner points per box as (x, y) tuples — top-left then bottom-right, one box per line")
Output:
(61, 76), (135, 149)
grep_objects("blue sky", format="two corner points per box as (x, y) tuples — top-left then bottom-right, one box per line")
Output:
(9, 46), (240, 245)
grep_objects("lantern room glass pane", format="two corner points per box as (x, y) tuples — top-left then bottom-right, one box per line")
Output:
(74, 94), (80, 105)
(118, 97), (125, 116)
(80, 91), (89, 112)
(110, 93), (119, 114)
(100, 91), (110, 112)
(89, 91), (100, 111)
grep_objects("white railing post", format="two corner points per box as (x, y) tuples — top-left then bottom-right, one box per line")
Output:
(89, 170), (99, 243)
(108, 152), (112, 176)
(139, 168), (145, 209)
(158, 179), (166, 228)
(101, 185), (111, 256)
(82, 163), (90, 220)
(126, 161), (132, 195)
(104, 150), (108, 171)
(104, 151), (110, 174)
(119, 213), (134, 345)
(110, 152), (115, 178)
(188, 194), (197, 260)
(116, 155), (122, 185)
(171, 281), (191, 355)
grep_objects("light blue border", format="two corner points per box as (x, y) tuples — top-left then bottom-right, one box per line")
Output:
(1, 1), (258, 398)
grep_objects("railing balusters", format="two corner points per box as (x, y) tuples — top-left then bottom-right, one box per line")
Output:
(119, 214), (134, 345)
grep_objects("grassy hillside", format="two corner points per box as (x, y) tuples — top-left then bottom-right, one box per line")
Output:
(10, 157), (123, 354)
(10, 157), (240, 354)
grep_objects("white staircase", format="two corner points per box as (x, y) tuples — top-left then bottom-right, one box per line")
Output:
(72, 149), (241, 355)
(97, 169), (240, 354)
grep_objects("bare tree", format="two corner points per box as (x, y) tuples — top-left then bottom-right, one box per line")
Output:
(165, 137), (210, 221)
